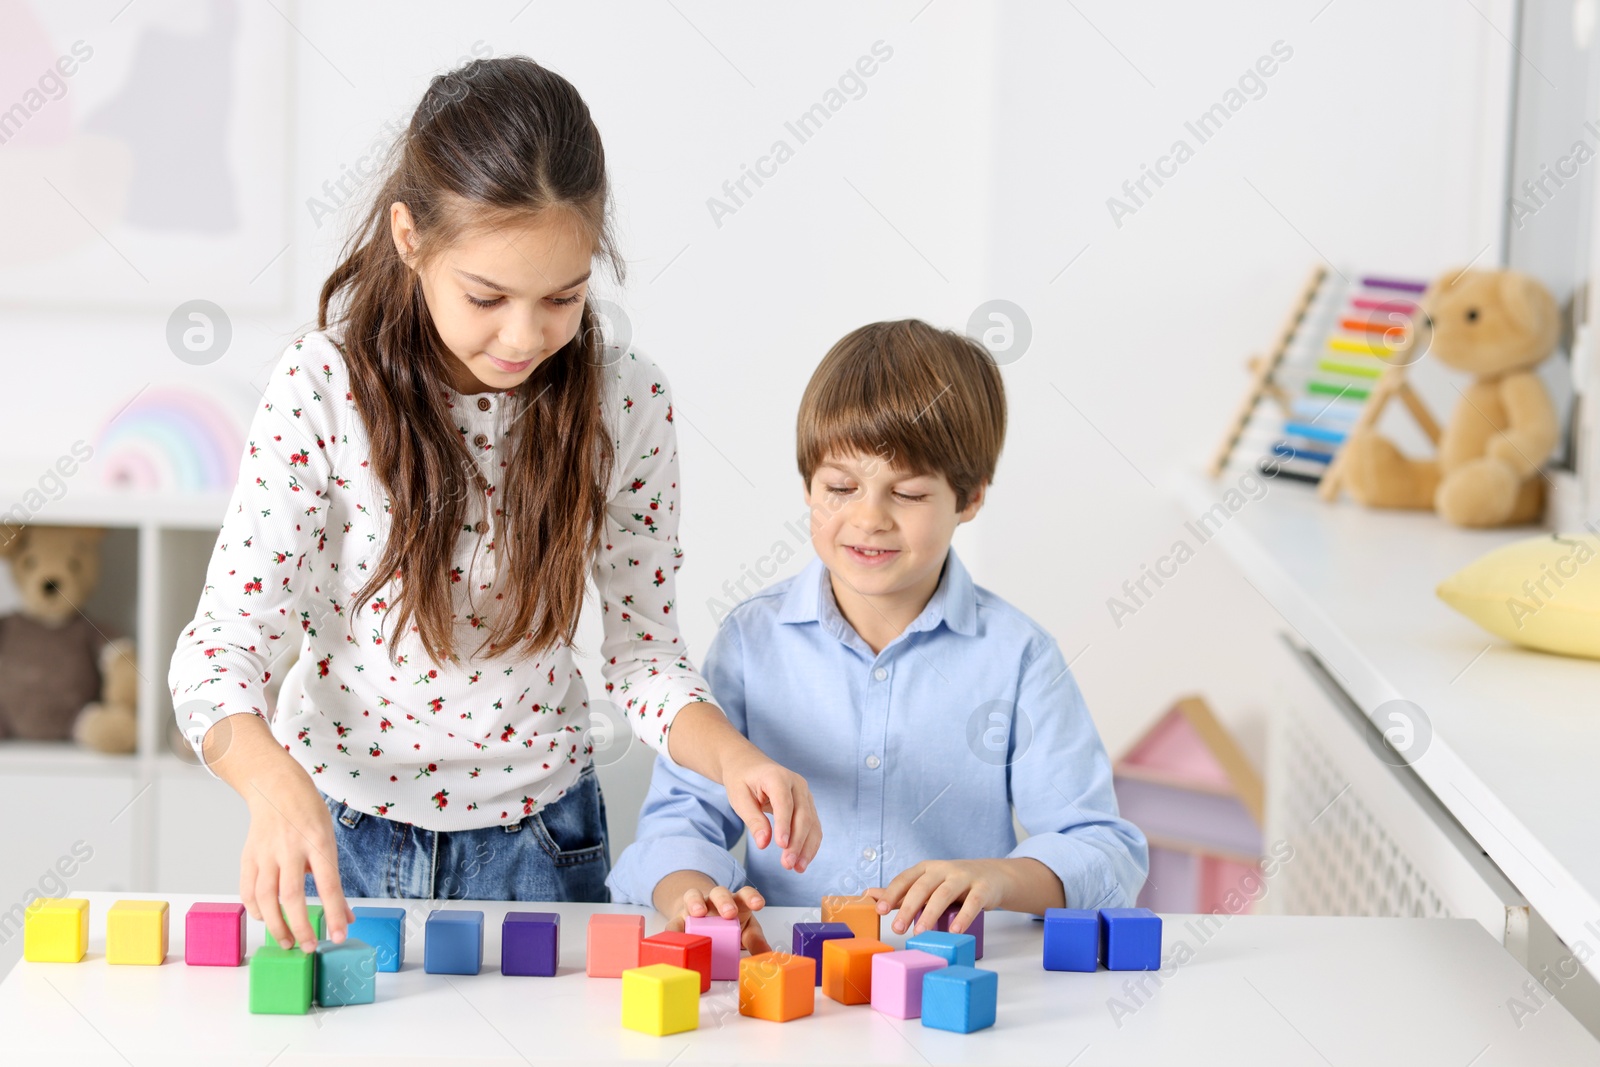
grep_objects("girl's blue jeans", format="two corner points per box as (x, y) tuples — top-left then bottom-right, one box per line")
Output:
(305, 762), (612, 901)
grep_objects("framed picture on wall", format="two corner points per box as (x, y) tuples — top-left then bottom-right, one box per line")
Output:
(0, 0), (292, 312)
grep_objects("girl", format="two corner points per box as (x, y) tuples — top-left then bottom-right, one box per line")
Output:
(169, 56), (819, 952)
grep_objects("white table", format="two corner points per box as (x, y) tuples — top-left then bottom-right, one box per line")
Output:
(1, 892), (1595, 1065)
(1177, 473), (1600, 979)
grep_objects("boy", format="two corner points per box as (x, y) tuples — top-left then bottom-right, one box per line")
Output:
(606, 319), (1148, 951)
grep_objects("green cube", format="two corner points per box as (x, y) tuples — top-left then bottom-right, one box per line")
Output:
(279, 903), (325, 940)
(250, 945), (315, 1014)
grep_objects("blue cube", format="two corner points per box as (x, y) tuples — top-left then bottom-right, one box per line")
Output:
(315, 938), (377, 1006)
(920, 965), (997, 1033)
(424, 910), (484, 975)
(348, 906), (406, 972)
(502, 911), (559, 977)
(792, 922), (854, 986)
(1042, 908), (1099, 972)
(1099, 908), (1161, 970)
(904, 931), (977, 968)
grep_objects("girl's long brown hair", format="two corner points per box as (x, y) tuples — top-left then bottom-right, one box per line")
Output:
(318, 56), (621, 664)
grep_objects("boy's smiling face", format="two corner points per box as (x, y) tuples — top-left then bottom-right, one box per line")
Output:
(804, 450), (984, 642)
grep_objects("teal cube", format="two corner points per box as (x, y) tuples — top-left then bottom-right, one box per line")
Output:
(349, 907), (406, 972)
(249, 944), (315, 1015)
(920, 965), (997, 1033)
(904, 930), (977, 968)
(316, 938), (377, 1006)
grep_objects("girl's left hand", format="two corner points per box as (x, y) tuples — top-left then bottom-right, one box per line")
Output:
(869, 859), (1012, 937)
(719, 746), (820, 874)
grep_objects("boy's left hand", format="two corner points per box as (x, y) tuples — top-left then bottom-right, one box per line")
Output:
(869, 859), (1014, 937)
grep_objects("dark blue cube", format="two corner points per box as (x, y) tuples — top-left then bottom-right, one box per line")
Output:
(501, 911), (559, 977)
(1042, 908), (1099, 971)
(424, 910), (484, 975)
(1099, 908), (1161, 970)
(791, 922), (854, 986)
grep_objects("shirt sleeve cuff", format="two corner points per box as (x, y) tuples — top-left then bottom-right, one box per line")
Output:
(631, 684), (713, 767)
(1008, 833), (1135, 911)
(606, 834), (749, 907)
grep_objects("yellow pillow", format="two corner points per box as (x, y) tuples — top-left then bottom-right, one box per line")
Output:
(1436, 534), (1600, 659)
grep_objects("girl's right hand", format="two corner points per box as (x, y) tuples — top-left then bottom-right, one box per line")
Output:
(240, 765), (355, 951)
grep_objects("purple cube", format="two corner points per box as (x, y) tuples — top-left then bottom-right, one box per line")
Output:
(185, 902), (246, 967)
(791, 922), (854, 986)
(931, 905), (984, 960)
(501, 911), (559, 977)
(871, 949), (949, 1019)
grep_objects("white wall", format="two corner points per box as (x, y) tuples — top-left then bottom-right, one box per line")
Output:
(0, 1), (1515, 856)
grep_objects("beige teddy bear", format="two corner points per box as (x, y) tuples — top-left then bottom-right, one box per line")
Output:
(1341, 268), (1561, 527)
(0, 524), (138, 752)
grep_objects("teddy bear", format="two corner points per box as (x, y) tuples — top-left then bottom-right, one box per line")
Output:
(0, 523), (138, 752)
(1341, 267), (1561, 527)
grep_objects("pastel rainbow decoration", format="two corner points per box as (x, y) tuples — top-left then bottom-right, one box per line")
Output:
(95, 386), (245, 492)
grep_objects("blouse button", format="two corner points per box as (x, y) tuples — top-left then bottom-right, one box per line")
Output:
(476, 397), (492, 411)
(473, 433), (489, 448)
(861, 847), (877, 862)
(865, 754), (881, 770)
(474, 520), (488, 534)
(872, 667), (888, 681)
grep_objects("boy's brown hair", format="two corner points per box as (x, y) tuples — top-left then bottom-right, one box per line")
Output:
(797, 319), (1006, 510)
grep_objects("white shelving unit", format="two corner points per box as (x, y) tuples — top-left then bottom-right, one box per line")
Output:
(0, 490), (246, 942)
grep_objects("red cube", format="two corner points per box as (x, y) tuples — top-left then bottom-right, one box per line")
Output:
(639, 932), (714, 993)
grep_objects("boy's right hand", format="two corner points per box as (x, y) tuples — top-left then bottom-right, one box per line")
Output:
(238, 763), (355, 952)
(662, 878), (771, 955)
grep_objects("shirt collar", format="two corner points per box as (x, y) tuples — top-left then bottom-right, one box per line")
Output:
(777, 548), (978, 640)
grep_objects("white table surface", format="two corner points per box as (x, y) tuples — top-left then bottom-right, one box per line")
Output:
(1177, 473), (1600, 979)
(1, 892), (1596, 1066)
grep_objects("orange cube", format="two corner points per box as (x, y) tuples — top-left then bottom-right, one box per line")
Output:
(821, 894), (880, 941)
(739, 951), (816, 1022)
(639, 931), (713, 994)
(821, 937), (892, 1005)
(587, 914), (645, 978)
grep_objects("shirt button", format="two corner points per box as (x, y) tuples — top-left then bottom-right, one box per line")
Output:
(865, 754), (880, 769)
(873, 667), (888, 681)
(474, 520), (488, 534)
(473, 433), (489, 448)
(476, 397), (491, 411)
(861, 847), (877, 861)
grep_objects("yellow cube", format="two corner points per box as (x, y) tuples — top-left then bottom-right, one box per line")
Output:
(24, 898), (89, 963)
(621, 963), (700, 1036)
(107, 900), (169, 966)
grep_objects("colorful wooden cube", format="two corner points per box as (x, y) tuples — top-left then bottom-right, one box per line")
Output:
(870, 949), (948, 1019)
(249, 944), (315, 1014)
(1043, 908), (1099, 972)
(821, 937), (892, 1005)
(278, 902), (325, 941)
(185, 902), (246, 967)
(791, 922), (854, 987)
(821, 894), (880, 941)
(347, 906), (405, 972)
(1100, 908), (1162, 970)
(423, 910), (483, 975)
(904, 930), (977, 968)
(931, 905), (985, 959)
(684, 913), (741, 980)
(107, 900), (169, 965)
(23, 898), (88, 963)
(587, 913), (645, 977)
(502, 912), (559, 977)
(621, 963), (700, 1036)
(921, 965), (998, 1033)
(315, 938), (377, 1006)
(640, 931), (713, 994)
(738, 951), (816, 1022)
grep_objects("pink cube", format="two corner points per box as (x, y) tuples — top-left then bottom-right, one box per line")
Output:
(684, 914), (741, 981)
(870, 949), (948, 1019)
(185, 902), (246, 967)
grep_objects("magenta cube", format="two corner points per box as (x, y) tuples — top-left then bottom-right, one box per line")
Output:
(185, 902), (246, 967)
(683, 914), (741, 981)
(871, 949), (949, 1019)
(932, 905), (984, 960)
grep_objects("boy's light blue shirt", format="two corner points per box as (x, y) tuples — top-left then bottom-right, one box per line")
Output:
(606, 549), (1149, 910)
